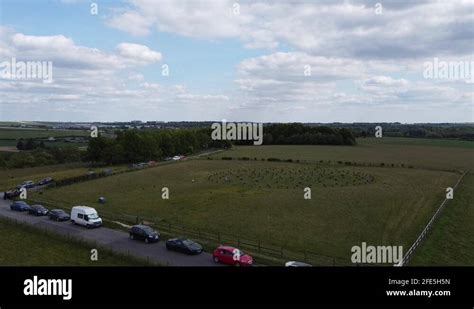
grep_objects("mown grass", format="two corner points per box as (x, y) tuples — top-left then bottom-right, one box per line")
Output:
(32, 159), (460, 263)
(410, 172), (474, 266)
(211, 138), (474, 171)
(0, 217), (149, 266)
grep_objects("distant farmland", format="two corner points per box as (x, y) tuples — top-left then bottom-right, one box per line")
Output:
(213, 138), (474, 171)
(0, 127), (89, 150)
(0, 127), (88, 139)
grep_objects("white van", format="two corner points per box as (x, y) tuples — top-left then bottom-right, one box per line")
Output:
(70, 206), (102, 228)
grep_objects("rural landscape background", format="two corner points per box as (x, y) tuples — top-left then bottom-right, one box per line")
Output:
(0, 121), (472, 266)
(0, 0), (473, 267)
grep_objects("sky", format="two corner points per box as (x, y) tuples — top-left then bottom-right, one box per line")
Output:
(0, 0), (473, 123)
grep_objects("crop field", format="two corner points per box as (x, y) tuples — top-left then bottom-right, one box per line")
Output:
(0, 218), (146, 266)
(30, 158), (462, 263)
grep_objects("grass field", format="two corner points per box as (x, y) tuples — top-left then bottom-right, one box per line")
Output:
(212, 138), (474, 171)
(0, 127), (88, 139)
(0, 218), (147, 266)
(15, 137), (472, 265)
(31, 158), (460, 263)
(410, 172), (474, 266)
(0, 127), (89, 151)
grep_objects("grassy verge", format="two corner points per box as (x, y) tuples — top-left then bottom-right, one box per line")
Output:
(0, 217), (154, 266)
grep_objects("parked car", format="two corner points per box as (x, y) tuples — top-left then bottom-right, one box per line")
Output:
(28, 204), (49, 216)
(48, 209), (70, 221)
(4, 189), (20, 200)
(285, 261), (312, 267)
(10, 201), (32, 212)
(166, 238), (203, 255)
(17, 180), (35, 189)
(38, 177), (53, 185)
(212, 246), (253, 266)
(172, 155), (181, 161)
(70, 206), (102, 228)
(103, 168), (113, 175)
(129, 225), (160, 243)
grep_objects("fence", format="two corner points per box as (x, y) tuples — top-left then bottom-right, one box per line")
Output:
(395, 171), (468, 267)
(26, 196), (350, 266)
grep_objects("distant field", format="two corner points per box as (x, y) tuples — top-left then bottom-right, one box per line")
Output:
(0, 218), (145, 266)
(411, 172), (474, 266)
(361, 137), (474, 148)
(0, 127), (91, 151)
(0, 127), (88, 139)
(212, 138), (474, 170)
(31, 159), (460, 263)
(0, 140), (87, 148)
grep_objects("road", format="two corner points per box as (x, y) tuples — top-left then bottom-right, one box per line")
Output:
(0, 194), (221, 266)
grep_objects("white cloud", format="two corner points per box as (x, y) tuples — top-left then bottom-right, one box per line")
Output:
(106, 0), (474, 59)
(0, 27), (230, 121)
(232, 51), (473, 119)
(116, 43), (162, 64)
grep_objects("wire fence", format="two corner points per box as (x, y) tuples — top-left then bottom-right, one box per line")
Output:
(395, 171), (468, 267)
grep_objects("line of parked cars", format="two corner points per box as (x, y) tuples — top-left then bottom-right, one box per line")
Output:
(8, 200), (309, 267)
(10, 201), (101, 228)
(4, 178), (55, 200)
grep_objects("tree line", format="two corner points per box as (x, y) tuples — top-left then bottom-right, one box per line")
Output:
(1, 124), (357, 169)
(234, 123), (357, 146)
(86, 128), (231, 165)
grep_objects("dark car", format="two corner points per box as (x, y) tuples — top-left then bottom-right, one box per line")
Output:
(129, 225), (160, 243)
(10, 201), (32, 212)
(16, 180), (35, 189)
(28, 204), (49, 216)
(4, 189), (20, 200)
(48, 209), (70, 221)
(38, 177), (53, 186)
(166, 238), (203, 255)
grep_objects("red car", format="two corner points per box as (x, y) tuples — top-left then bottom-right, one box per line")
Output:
(212, 246), (253, 266)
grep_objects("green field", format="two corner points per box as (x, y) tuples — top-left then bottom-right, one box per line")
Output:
(0, 127), (89, 150)
(19, 137), (474, 265)
(410, 172), (474, 266)
(30, 160), (460, 264)
(213, 138), (474, 171)
(0, 218), (147, 266)
(0, 127), (88, 139)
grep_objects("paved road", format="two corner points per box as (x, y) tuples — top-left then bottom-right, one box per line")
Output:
(0, 195), (221, 266)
